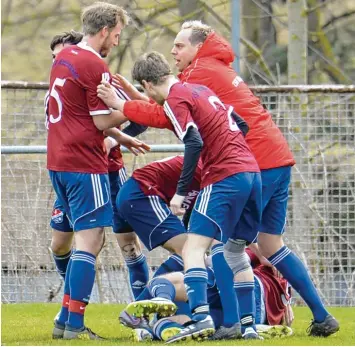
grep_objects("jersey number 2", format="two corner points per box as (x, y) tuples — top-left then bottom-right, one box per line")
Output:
(208, 96), (239, 131)
(49, 78), (66, 124)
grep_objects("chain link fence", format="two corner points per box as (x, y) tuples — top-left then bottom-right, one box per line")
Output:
(1, 82), (355, 306)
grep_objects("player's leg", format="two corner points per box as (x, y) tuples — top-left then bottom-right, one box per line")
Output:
(210, 240), (240, 330)
(111, 170), (149, 299)
(225, 172), (263, 340)
(50, 199), (74, 280)
(154, 234), (185, 277)
(258, 166), (339, 336)
(167, 184), (237, 343)
(50, 172), (113, 340)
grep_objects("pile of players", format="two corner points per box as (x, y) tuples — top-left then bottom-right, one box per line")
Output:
(46, 1), (339, 342)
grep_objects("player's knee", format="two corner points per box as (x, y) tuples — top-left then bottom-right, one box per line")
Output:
(223, 239), (251, 275)
(117, 235), (142, 260)
(257, 233), (284, 258)
(50, 233), (73, 255)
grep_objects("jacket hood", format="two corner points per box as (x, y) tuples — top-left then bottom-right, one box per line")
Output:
(194, 32), (235, 64)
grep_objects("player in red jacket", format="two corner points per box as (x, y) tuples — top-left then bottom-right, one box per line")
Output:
(96, 21), (338, 337)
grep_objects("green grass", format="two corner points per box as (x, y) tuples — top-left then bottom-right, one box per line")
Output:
(1, 304), (355, 346)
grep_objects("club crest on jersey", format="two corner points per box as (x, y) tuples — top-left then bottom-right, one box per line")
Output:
(101, 72), (110, 83)
(51, 208), (64, 224)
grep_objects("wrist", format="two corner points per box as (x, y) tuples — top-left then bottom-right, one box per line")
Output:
(107, 136), (118, 148)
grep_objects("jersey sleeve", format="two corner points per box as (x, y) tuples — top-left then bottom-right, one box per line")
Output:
(84, 62), (112, 116)
(123, 100), (173, 130)
(163, 97), (197, 141)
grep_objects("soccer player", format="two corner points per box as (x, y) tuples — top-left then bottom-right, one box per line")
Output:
(46, 31), (83, 282)
(114, 155), (201, 298)
(100, 20), (339, 337)
(120, 247), (294, 342)
(46, 31), (150, 302)
(47, 2), (147, 340)
(98, 52), (263, 341)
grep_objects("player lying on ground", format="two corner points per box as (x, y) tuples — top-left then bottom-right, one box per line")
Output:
(99, 20), (339, 337)
(119, 247), (294, 342)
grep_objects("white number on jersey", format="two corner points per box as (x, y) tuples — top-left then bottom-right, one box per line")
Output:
(49, 78), (66, 124)
(207, 95), (239, 132)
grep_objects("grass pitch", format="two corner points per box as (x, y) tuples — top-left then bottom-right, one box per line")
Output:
(1, 304), (354, 346)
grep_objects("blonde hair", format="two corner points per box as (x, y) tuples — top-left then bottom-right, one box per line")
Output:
(81, 2), (130, 36)
(181, 20), (213, 45)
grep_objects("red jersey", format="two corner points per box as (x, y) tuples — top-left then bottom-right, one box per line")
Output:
(246, 248), (291, 325)
(163, 82), (259, 188)
(132, 155), (201, 208)
(47, 42), (112, 173)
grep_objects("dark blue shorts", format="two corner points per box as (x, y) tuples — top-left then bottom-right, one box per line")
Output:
(50, 198), (73, 232)
(188, 172), (262, 244)
(109, 168), (132, 234)
(49, 171), (113, 231)
(260, 166), (291, 235)
(116, 178), (186, 251)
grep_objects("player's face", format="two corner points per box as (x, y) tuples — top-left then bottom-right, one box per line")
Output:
(100, 23), (122, 58)
(171, 29), (200, 72)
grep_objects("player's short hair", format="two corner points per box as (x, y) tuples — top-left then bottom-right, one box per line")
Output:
(49, 30), (83, 51)
(132, 52), (172, 86)
(81, 2), (130, 36)
(181, 20), (214, 45)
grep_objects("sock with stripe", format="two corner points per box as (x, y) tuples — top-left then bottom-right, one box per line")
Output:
(234, 281), (256, 333)
(153, 318), (184, 341)
(153, 254), (184, 278)
(67, 251), (96, 329)
(184, 268), (210, 321)
(57, 256), (73, 326)
(211, 244), (239, 327)
(52, 249), (73, 280)
(125, 253), (149, 300)
(148, 277), (176, 301)
(269, 245), (329, 322)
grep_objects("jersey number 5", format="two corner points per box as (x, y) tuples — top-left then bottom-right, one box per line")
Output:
(208, 96), (239, 132)
(49, 78), (66, 124)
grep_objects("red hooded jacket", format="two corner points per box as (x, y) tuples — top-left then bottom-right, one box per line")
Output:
(124, 32), (295, 169)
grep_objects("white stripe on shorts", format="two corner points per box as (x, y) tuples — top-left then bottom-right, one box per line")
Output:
(148, 196), (167, 222)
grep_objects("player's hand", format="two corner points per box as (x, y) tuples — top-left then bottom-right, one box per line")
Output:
(170, 194), (186, 216)
(118, 135), (151, 156)
(104, 137), (115, 155)
(112, 74), (149, 101)
(97, 82), (121, 109)
(284, 303), (294, 327)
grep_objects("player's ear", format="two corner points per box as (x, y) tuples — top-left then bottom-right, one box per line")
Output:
(101, 26), (109, 37)
(141, 80), (149, 90)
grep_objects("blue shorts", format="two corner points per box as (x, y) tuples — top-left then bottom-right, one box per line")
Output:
(48, 171), (113, 231)
(116, 178), (186, 251)
(50, 198), (73, 232)
(109, 168), (132, 234)
(260, 166), (291, 235)
(188, 172), (262, 244)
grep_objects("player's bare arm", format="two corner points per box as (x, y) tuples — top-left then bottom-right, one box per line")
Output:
(112, 73), (149, 102)
(104, 127), (150, 156)
(97, 82), (126, 111)
(92, 109), (128, 130)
